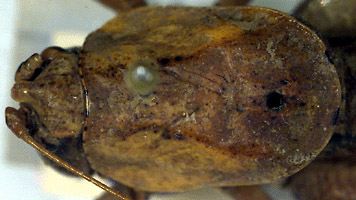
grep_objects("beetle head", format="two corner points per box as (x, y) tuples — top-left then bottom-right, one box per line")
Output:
(7, 47), (85, 139)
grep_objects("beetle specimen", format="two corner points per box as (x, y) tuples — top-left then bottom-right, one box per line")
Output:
(5, 1), (342, 200)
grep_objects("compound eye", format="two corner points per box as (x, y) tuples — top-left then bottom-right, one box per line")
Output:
(125, 61), (159, 96)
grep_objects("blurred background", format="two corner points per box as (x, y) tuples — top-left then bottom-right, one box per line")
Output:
(0, 0), (302, 199)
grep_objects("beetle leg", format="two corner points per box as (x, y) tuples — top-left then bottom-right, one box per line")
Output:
(223, 186), (271, 200)
(98, 0), (146, 12)
(215, 0), (250, 6)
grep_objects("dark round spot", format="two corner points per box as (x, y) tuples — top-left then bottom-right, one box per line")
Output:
(266, 91), (286, 111)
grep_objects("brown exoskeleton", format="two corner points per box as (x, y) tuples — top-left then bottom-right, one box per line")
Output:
(5, 1), (342, 199)
(287, 0), (356, 199)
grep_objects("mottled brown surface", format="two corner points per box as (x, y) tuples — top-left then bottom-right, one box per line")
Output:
(290, 2), (356, 199)
(294, 0), (356, 38)
(289, 162), (356, 200)
(80, 7), (340, 192)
